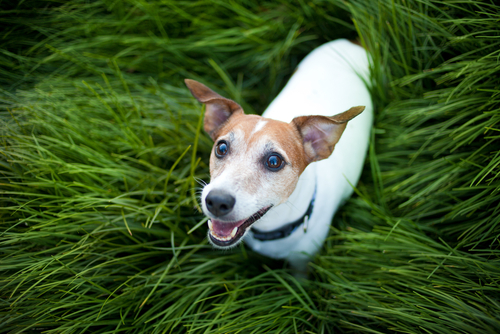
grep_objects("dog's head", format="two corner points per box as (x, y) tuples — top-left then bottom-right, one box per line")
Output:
(185, 79), (364, 248)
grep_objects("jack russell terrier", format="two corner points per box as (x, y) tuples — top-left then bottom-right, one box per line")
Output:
(185, 39), (373, 273)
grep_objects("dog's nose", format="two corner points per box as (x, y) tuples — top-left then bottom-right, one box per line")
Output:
(205, 189), (235, 217)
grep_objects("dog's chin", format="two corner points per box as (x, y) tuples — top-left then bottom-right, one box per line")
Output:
(207, 206), (273, 248)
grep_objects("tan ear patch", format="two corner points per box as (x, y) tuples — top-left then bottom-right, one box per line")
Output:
(292, 106), (365, 163)
(185, 79), (244, 140)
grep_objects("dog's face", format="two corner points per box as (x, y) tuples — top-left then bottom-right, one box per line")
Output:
(185, 79), (364, 248)
(202, 113), (307, 247)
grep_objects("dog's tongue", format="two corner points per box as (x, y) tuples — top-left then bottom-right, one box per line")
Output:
(209, 219), (245, 237)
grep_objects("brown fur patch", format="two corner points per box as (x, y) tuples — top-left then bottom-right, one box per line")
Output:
(218, 115), (308, 171)
(210, 114), (308, 198)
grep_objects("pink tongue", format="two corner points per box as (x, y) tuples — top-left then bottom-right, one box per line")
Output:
(211, 219), (245, 237)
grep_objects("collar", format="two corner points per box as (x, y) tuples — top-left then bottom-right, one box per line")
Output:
(250, 183), (317, 241)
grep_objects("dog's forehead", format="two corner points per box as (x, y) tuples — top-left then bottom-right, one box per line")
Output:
(215, 114), (306, 171)
(219, 114), (295, 144)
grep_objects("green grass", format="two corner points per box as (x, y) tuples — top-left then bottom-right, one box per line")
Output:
(1, 0), (499, 333)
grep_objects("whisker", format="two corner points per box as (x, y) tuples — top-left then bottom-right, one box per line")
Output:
(194, 177), (208, 187)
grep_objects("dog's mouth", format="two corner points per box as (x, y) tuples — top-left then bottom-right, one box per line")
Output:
(208, 206), (272, 247)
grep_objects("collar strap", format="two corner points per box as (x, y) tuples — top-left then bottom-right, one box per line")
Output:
(251, 184), (317, 241)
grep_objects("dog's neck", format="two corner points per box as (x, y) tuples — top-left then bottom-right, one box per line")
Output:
(249, 163), (317, 233)
(251, 180), (317, 241)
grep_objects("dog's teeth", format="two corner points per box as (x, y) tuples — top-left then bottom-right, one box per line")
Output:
(208, 221), (239, 241)
(212, 234), (231, 241)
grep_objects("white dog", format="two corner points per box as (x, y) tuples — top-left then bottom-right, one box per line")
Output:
(185, 39), (373, 272)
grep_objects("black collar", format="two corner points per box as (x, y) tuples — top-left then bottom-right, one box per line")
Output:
(250, 184), (317, 241)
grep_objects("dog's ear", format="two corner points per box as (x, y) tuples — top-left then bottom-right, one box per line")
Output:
(185, 79), (243, 140)
(291, 106), (365, 163)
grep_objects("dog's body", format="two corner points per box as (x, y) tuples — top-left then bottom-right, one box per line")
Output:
(186, 39), (372, 272)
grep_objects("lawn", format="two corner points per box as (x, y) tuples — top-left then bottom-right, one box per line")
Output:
(1, 0), (499, 333)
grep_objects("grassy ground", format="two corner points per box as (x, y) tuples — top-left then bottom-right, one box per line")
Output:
(1, 0), (499, 333)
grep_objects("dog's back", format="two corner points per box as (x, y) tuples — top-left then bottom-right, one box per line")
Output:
(246, 39), (373, 268)
(264, 38), (372, 196)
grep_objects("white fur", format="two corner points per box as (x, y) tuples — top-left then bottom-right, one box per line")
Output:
(244, 39), (373, 271)
(251, 119), (268, 135)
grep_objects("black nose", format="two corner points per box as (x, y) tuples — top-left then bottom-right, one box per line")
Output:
(205, 189), (235, 217)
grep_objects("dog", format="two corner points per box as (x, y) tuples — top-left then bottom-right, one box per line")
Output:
(185, 39), (373, 273)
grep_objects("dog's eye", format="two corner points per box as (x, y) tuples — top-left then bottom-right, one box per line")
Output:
(215, 141), (229, 158)
(265, 153), (285, 171)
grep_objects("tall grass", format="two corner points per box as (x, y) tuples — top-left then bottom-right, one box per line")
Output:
(1, 0), (499, 333)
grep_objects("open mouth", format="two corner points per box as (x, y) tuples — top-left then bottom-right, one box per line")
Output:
(208, 206), (272, 247)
